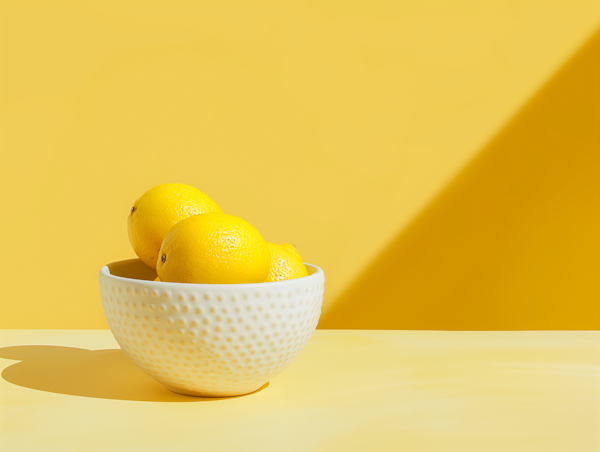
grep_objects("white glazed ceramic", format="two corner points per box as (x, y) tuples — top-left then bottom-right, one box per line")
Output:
(99, 259), (324, 397)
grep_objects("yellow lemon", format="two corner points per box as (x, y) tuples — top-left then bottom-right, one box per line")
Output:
(157, 213), (271, 284)
(265, 243), (308, 282)
(127, 184), (221, 269)
(154, 276), (161, 282)
(280, 243), (301, 260)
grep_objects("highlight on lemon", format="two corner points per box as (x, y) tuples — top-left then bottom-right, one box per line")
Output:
(156, 213), (271, 284)
(265, 243), (308, 282)
(127, 184), (309, 284)
(127, 183), (221, 269)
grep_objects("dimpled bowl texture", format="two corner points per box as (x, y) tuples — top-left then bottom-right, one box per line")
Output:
(99, 259), (325, 397)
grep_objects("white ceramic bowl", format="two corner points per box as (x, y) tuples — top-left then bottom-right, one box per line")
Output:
(99, 259), (324, 397)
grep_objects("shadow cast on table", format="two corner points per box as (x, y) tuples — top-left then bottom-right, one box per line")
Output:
(0, 345), (267, 402)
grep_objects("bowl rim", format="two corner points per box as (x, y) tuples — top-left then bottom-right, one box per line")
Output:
(100, 260), (324, 288)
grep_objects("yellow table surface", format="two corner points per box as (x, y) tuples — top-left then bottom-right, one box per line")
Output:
(1, 330), (599, 451)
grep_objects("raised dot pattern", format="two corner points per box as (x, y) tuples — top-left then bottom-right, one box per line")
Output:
(99, 271), (325, 397)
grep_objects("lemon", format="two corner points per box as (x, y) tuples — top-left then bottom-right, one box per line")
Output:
(280, 243), (301, 260)
(127, 184), (221, 269)
(157, 213), (271, 284)
(154, 276), (161, 282)
(265, 243), (308, 282)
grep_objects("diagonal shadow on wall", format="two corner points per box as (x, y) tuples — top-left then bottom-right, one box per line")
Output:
(320, 28), (600, 330)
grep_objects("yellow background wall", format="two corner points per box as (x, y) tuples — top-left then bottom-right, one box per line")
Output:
(1, 1), (599, 329)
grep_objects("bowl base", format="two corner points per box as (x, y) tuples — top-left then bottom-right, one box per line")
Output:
(165, 382), (268, 398)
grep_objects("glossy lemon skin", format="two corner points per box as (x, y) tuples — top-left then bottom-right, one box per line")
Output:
(265, 243), (308, 282)
(280, 243), (302, 260)
(127, 184), (221, 269)
(157, 213), (271, 284)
